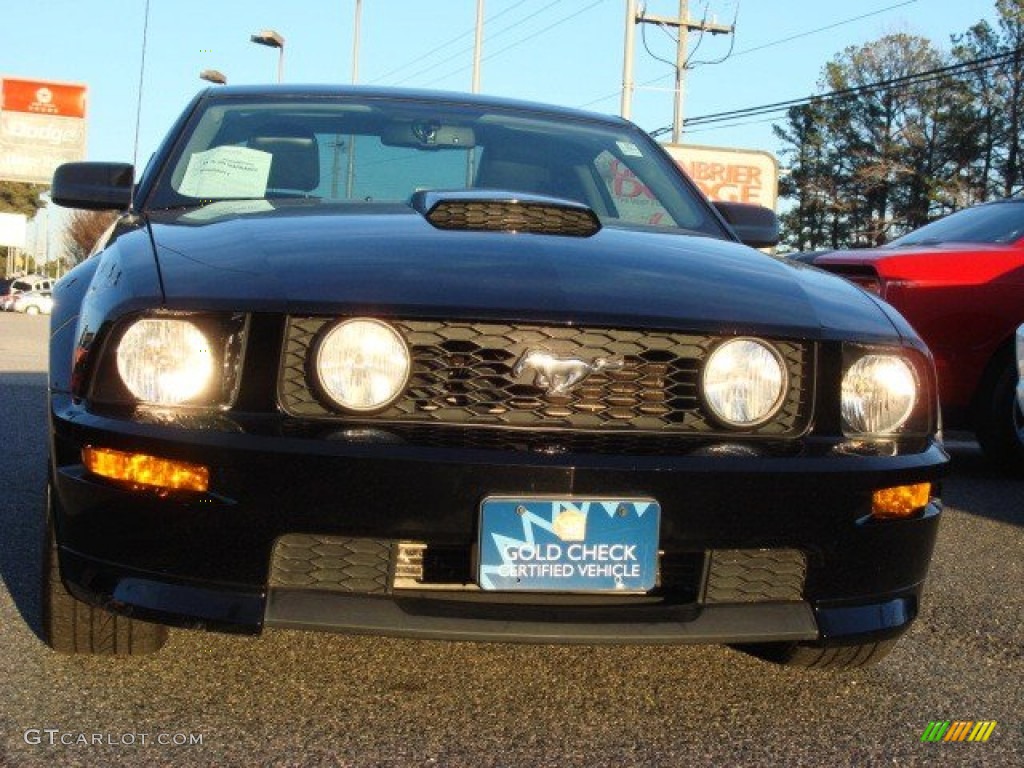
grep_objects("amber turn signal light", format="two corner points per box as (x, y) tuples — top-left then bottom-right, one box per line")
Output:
(871, 483), (931, 519)
(82, 446), (209, 493)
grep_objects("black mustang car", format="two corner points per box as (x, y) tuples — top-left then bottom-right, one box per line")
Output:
(44, 85), (947, 668)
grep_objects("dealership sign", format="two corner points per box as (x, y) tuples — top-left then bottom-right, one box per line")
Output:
(0, 77), (87, 184)
(663, 143), (778, 211)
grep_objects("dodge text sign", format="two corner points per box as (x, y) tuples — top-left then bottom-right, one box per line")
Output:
(0, 77), (87, 184)
(663, 144), (778, 210)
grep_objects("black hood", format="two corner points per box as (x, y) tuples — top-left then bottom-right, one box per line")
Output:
(146, 202), (902, 343)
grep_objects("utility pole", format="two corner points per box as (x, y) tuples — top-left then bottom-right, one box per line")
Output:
(627, 1), (733, 142)
(621, 0), (636, 119)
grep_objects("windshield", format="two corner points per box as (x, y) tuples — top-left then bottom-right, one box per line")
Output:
(888, 202), (1024, 246)
(144, 94), (726, 237)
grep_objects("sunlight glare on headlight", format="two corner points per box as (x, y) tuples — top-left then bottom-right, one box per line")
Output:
(841, 355), (917, 434)
(116, 318), (214, 405)
(702, 338), (786, 427)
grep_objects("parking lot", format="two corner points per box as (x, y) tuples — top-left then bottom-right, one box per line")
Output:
(0, 311), (1020, 767)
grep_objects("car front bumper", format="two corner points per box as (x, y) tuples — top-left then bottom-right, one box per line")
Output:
(50, 395), (947, 646)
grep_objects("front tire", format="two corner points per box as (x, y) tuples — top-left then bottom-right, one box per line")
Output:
(733, 637), (900, 669)
(974, 354), (1024, 474)
(42, 483), (168, 655)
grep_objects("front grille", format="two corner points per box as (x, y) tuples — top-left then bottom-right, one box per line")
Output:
(280, 318), (813, 436)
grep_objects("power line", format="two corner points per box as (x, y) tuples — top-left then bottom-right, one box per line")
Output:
(390, 0), (572, 88)
(727, 0), (918, 60)
(366, 1), (524, 85)
(416, 0), (605, 90)
(372, 0), (544, 85)
(644, 46), (1022, 137)
(576, 0), (920, 110)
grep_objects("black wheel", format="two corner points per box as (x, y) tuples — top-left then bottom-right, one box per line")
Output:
(25, 305), (39, 315)
(733, 637), (899, 669)
(974, 353), (1024, 474)
(42, 483), (168, 655)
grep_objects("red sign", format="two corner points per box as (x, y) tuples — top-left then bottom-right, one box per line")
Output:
(2, 78), (87, 119)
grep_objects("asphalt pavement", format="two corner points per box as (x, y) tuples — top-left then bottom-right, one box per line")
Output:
(0, 311), (1020, 767)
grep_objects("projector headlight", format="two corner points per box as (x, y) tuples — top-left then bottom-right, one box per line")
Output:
(842, 354), (918, 434)
(702, 338), (787, 428)
(116, 318), (215, 405)
(314, 318), (410, 412)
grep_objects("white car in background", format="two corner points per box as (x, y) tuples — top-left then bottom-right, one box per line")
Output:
(12, 290), (54, 315)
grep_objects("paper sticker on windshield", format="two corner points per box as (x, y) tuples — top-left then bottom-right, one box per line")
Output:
(616, 141), (643, 158)
(178, 146), (272, 199)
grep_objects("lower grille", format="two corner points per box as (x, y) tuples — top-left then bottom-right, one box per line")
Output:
(703, 549), (807, 603)
(279, 318), (813, 436)
(269, 535), (703, 602)
(269, 535), (393, 593)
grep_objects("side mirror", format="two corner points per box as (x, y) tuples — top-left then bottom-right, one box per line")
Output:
(52, 162), (134, 210)
(713, 201), (780, 248)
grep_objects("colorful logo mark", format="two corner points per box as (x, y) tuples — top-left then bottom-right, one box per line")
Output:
(921, 721), (997, 743)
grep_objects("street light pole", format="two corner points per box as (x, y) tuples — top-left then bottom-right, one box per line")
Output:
(250, 29), (285, 83)
(472, 0), (484, 93)
(352, 0), (362, 84)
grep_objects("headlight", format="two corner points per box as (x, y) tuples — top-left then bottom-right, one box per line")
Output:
(314, 318), (410, 412)
(702, 338), (787, 428)
(842, 354), (917, 434)
(116, 318), (215, 405)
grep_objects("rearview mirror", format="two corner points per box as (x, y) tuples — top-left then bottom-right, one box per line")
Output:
(52, 162), (134, 210)
(381, 121), (475, 149)
(713, 201), (780, 248)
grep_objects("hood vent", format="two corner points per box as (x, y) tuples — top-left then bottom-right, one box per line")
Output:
(411, 190), (601, 237)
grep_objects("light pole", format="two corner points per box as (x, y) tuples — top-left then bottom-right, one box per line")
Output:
(200, 69), (227, 85)
(250, 29), (285, 83)
(472, 0), (484, 93)
(351, 0), (362, 84)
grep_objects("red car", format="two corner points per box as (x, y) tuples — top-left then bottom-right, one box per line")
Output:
(808, 199), (1024, 472)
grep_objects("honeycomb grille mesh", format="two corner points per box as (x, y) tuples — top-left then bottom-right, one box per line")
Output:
(426, 200), (599, 237)
(703, 549), (807, 603)
(279, 318), (812, 435)
(269, 535), (393, 593)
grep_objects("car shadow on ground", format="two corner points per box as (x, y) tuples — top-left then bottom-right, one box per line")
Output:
(0, 372), (48, 640)
(941, 438), (1023, 528)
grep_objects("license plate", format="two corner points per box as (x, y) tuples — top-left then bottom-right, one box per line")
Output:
(477, 496), (660, 592)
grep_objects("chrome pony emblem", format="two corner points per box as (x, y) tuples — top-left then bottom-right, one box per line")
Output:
(513, 349), (624, 396)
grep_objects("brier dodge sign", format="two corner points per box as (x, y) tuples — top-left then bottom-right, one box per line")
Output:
(663, 143), (779, 210)
(0, 77), (87, 184)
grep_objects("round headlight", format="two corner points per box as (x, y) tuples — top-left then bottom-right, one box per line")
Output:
(842, 355), (917, 434)
(702, 338), (787, 428)
(116, 318), (214, 405)
(315, 319), (410, 412)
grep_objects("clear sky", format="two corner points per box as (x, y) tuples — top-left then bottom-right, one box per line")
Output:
(0, 0), (1002, 169)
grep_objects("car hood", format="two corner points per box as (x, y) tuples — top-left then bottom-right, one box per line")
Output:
(146, 203), (901, 342)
